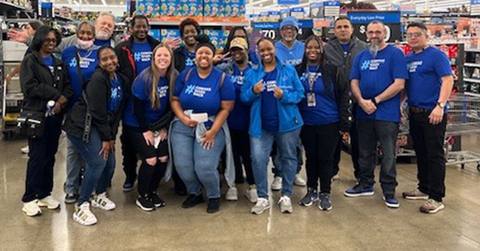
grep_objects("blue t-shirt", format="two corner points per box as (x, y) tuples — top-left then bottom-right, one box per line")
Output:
(350, 45), (408, 123)
(42, 56), (54, 74)
(123, 72), (170, 127)
(298, 65), (339, 126)
(132, 42), (153, 76)
(227, 64), (251, 130)
(109, 74), (124, 113)
(174, 67), (235, 118)
(341, 43), (350, 56)
(406, 46), (452, 110)
(62, 46), (99, 104)
(261, 68), (279, 131)
(249, 50), (260, 65)
(94, 39), (111, 47)
(184, 51), (196, 71)
(275, 40), (305, 66)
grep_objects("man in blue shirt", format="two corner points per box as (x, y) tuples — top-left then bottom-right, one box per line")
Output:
(325, 17), (368, 181)
(272, 16), (306, 188)
(344, 21), (408, 209)
(275, 16), (305, 67)
(115, 15), (160, 192)
(402, 22), (454, 214)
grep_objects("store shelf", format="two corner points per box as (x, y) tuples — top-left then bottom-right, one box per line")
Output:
(464, 63), (480, 68)
(466, 48), (480, 53)
(150, 20), (249, 27)
(464, 78), (480, 84)
(0, 1), (32, 12)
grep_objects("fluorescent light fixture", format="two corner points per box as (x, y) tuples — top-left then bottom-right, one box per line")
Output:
(73, 0), (79, 5)
(251, 0), (270, 6)
(101, 0), (107, 6)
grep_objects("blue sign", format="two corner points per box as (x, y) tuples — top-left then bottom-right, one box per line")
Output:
(347, 11), (401, 24)
(253, 22), (280, 29)
(298, 19), (313, 28)
(260, 12), (269, 16)
(280, 9), (290, 14)
(291, 7), (304, 12)
(324, 1), (340, 6)
(278, 0), (299, 5)
(472, 0), (480, 4)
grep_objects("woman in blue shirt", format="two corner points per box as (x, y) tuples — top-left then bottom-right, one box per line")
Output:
(296, 35), (351, 211)
(61, 21), (99, 204)
(241, 37), (305, 215)
(123, 44), (177, 211)
(64, 46), (129, 226)
(170, 35), (235, 214)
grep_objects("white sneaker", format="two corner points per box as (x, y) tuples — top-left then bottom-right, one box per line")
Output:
(91, 192), (116, 211)
(22, 200), (42, 217)
(271, 177), (282, 191)
(294, 174), (306, 186)
(251, 198), (271, 215)
(38, 195), (60, 209)
(73, 202), (97, 226)
(21, 145), (29, 154)
(279, 195), (293, 213)
(245, 185), (258, 203)
(226, 187), (238, 201)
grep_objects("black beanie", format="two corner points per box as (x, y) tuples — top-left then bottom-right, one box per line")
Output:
(195, 34), (216, 54)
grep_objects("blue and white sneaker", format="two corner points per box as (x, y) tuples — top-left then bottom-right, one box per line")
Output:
(383, 194), (400, 208)
(344, 184), (374, 197)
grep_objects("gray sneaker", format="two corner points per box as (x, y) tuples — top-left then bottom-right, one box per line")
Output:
(318, 193), (332, 211)
(251, 198), (271, 215)
(402, 188), (428, 200)
(299, 187), (319, 207)
(420, 199), (444, 214)
(279, 195), (293, 214)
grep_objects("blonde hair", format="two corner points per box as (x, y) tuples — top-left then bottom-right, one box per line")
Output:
(146, 43), (176, 109)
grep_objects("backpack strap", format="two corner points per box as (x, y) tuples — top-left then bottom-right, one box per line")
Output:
(220, 72), (225, 88)
(185, 68), (194, 82)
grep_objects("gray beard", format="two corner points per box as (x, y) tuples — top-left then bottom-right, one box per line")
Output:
(369, 43), (380, 58)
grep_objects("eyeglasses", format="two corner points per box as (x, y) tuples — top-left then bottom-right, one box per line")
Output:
(281, 26), (296, 32)
(406, 32), (425, 38)
(366, 30), (383, 36)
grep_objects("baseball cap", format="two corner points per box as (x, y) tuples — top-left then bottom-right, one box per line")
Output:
(230, 37), (248, 50)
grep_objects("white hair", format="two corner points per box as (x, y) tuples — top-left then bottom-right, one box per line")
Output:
(96, 12), (116, 23)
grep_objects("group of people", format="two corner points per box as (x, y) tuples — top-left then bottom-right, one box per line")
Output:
(15, 12), (453, 226)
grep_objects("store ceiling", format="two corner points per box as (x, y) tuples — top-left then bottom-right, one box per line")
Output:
(52, 0), (473, 13)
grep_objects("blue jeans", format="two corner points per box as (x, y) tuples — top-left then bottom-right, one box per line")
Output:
(251, 129), (300, 199)
(170, 121), (226, 199)
(65, 138), (85, 195)
(68, 127), (116, 205)
(357, 120), (399, 195)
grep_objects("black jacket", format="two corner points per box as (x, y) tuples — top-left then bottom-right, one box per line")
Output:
(173, 45), (191, 73)
(114, 35), (160, 84)
(20, 52), (74, 114)
(64, 68), (130, 141)
(324, 36), (368, 82)
(296, 64), (352, 132)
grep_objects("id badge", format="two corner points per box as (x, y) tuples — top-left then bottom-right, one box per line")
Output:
(307, 93), (316, 107)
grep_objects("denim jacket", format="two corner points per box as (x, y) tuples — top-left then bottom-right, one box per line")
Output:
(240, 59), (304, 138)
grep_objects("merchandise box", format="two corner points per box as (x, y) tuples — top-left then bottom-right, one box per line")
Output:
(160, 0), (182, 18)
(280, 9), (290, 19)
(161, 29), (181, 44)
(149, 29), (161, 40)
(223, 0), (245, 22)
(204, 0), (224, 22)
(290, 7), (304, 19)
(136, 0), (158, 18)
(178, 0), (203, 16)
(310, 2), (324, 18)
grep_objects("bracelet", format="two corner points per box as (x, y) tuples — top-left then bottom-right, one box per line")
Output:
(371, 98), (378, 106)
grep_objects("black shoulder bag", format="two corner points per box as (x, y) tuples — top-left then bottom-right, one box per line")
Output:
(74, 48), (93, 143)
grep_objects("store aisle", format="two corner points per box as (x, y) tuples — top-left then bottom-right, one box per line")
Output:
(0, 134), (479, 251)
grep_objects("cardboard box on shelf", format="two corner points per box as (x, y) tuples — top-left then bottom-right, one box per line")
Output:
(204, 0), (224, 22)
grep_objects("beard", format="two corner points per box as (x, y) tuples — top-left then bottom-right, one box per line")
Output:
(369, 39), (381, 58)
(235, 57), (245, 65)
(96, 30), (112, 40)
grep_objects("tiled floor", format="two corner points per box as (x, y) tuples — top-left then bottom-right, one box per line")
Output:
(0, 133), (479, 251)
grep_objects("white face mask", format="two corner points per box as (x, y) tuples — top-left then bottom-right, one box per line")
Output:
(77, 39), (94, 50)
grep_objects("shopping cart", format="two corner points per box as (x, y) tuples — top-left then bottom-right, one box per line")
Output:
(444, 92), (480, 172)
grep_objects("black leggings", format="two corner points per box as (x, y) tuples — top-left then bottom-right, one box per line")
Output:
(229, 127), (255, 185)
(126, 127), (168, 196)
(300, 122), (340, 193)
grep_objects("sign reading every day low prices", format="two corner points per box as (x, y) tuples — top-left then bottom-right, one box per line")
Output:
(347, 11), (402, 43)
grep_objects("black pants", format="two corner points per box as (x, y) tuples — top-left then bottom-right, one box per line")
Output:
(126, 127), (168, 196)
(333, 104), (360, 179)
(121, 125), (139, 183)
(22, 117), (62, 202)
(409, 110), (447, 202)
(229, 127), (255, 185)
(300, 123), (339, 193)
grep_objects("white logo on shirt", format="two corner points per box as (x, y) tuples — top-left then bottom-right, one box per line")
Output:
(408, 61), (423, 73)
(158, 85), (169, 98)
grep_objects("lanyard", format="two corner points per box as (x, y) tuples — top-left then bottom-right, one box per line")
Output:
(307, 65), (320, 94)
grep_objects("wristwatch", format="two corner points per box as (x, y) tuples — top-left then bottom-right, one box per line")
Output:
(437, 101), (446, 109)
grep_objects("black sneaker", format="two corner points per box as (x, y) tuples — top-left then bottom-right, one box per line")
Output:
(123, 181), (135, 192)
(207, 198), (220, 214)
(64, 193), (78, 204)
(150, 192), (166, 208)
(136, 195), (155, 211)
(174, 186), (187, 196)
(299, 187), (319, 207)
(182, 194), (204, 208)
